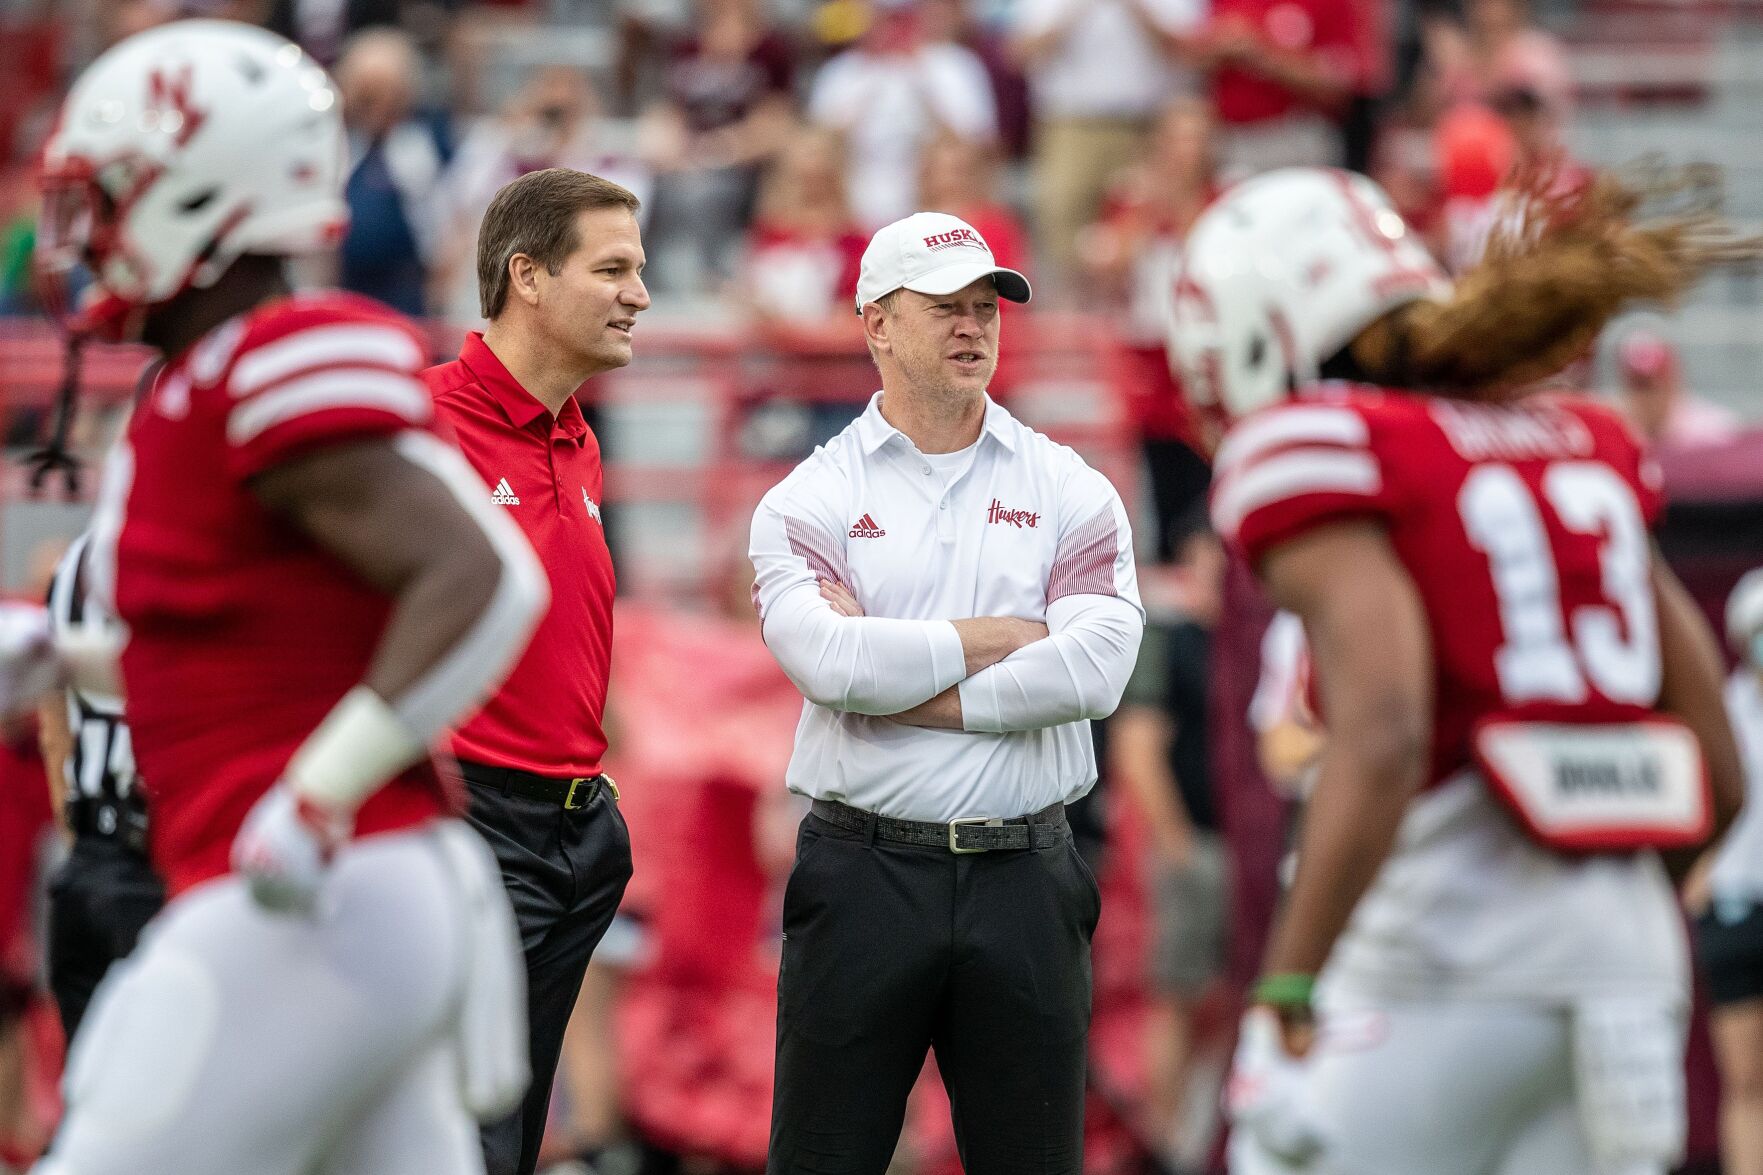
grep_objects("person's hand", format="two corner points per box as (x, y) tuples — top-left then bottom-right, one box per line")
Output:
(1198, 17), (1264, 68)
(231, 784), (353, 914)
(950, 616), (1049, 678)
(0, 603), (62, 720)
(1227, 1006), (1328, 1164)
(820, 579), (864, 617)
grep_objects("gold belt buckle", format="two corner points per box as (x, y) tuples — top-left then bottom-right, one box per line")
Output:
(565, 774), (618, 809)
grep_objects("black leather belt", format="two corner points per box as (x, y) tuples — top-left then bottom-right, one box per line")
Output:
(811, 798), (1066, 853)
(459, 760), (617, 810)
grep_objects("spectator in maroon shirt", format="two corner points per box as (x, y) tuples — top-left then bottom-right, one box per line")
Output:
(641, 0), (797, 291)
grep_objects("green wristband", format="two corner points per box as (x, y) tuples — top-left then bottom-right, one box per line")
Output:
(1253, 972), (1317, 1008)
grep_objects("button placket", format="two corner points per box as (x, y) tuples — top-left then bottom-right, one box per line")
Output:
(897, 448), (939, 508)
(549, 431), (567, 514)
(935, 449), (981, 543)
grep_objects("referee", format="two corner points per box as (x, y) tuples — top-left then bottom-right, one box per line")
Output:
(422, 169), (647, 1175)
(750, 211), (1144, 1174)
(39, 532), (165, 1042)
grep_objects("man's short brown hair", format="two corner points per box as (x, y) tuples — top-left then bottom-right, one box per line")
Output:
(477, 168), (641, 319)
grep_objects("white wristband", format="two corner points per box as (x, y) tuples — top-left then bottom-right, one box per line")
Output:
(285, 685), (427, 813)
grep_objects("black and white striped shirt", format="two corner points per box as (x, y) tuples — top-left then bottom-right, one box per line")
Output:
(47, 532), (145, 845)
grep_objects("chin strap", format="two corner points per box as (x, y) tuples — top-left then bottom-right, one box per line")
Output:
(27, 332), (85, 500)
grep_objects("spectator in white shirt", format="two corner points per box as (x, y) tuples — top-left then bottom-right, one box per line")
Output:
(807, 0), (999, 230)
(1009, 0), (1203, 285)
(750, 209), (1143, 1174)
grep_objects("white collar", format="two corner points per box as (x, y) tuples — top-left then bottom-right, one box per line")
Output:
(852, 391), (1018, 457)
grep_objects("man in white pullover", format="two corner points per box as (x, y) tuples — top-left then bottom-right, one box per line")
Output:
(750, 211), (1144, 1175)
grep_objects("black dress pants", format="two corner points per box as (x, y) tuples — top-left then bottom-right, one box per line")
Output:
(768, 808), (1101, 1175)
(463, 768), (634, 1175)
(46, 836), (165, 1042)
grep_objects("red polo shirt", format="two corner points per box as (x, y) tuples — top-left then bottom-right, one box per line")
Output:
(425, 332), (615, 778)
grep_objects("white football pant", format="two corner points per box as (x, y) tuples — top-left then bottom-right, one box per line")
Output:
(34, 821), (523, 1175)
(1229, 996), (1682, 1175)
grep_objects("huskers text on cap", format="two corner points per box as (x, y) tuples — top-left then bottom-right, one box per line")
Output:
(855, 211), (1032, 314)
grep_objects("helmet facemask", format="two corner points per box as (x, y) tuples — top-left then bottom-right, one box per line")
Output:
(38, 152), (175, 340)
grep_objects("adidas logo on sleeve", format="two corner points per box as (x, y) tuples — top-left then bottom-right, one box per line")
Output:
(491, 478), (520, 506)
(848, 513), (886, 538)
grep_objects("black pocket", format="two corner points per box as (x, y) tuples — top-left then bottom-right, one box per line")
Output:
(1065, 835), (1102, 933)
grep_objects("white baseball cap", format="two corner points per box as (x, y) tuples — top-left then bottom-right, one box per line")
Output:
(854, 211), (1031, 315)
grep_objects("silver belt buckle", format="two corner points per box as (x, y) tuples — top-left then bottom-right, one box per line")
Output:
(948, 815), (1002, 854)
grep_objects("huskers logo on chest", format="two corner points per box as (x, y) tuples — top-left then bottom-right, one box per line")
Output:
(986, 499), (1039, 528)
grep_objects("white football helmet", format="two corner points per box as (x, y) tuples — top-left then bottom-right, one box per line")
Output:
(38, 20), (347, 332)
(1168, 168), (1449, 431)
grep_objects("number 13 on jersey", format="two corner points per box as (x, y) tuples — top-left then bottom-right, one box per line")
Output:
(1461, 461), (1660, 707)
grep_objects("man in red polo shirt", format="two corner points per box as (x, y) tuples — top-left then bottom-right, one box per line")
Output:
(423, 167), (650, 1175)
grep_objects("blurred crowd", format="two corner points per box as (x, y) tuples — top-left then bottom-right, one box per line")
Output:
(0, 0), (1594, 324)
(2, 0), (1744, 532)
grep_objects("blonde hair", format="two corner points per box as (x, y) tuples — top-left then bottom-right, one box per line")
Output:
(1347, 162), (1760, 398)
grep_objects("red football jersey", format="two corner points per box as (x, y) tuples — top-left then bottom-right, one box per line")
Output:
(1212, 384), (1667, 790)
(92, 292), (454, 896)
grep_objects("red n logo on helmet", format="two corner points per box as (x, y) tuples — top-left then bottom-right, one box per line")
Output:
(146, 65), (206, 148)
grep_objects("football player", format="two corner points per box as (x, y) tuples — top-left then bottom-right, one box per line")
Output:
(1169, 167), (1750, 1175)
(26, 20), (547, 1175)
